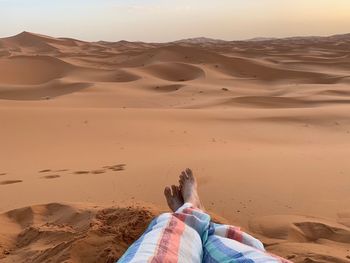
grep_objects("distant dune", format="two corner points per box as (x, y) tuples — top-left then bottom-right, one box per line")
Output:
(0, 31), (349, 104)
(1, 32), (350, 263)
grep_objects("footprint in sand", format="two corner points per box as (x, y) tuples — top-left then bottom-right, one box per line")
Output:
(103, 164), (126, 172)
(42, 175), (61, 179)
(39, 169), (51, 173)
(0, 180), (23, 185)
(74, 171), (90, 175)
(91, 170), (106, 174)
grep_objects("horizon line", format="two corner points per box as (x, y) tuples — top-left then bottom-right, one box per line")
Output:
(1, 30), (350, 44)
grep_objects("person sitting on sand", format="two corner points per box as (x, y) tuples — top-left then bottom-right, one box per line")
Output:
(118, 169), (291, 263)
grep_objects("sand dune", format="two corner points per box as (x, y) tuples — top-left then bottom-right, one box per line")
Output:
(212, 57), (347, 83)
(0, 80), (91, 100)
(142, 62), (205, 81)
(1, 31), (350, 262)
(5, 31), (82, 47)
(0, 56), (72, 85)
(250, 214), (350, 262)
(68, 68), (141, 83)
(0, 32), (61, 54)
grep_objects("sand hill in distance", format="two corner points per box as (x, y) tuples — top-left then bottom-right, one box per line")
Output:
(0, 31), (350, 262)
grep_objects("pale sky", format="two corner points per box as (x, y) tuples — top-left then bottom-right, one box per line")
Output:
(1, 0), (350, 42)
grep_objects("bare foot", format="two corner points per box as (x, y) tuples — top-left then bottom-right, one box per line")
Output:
(179, 168), (204, 210)
(164, 185), (184, 212)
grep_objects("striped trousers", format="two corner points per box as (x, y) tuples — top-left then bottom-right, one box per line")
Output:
(117, 203), (291, 263)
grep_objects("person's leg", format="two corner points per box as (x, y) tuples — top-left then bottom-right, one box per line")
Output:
(203, 217), (291, 262)
(117, 169), (210, 263)
(179, 170), (291, 263)
(209, 223), (265, 250)
(118, 168), (292, 263)
(117, 205), (204, 263)
(176, 170), (290, 262)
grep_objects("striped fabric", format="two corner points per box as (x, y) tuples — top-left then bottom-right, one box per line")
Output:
(117, 203), (291, 263)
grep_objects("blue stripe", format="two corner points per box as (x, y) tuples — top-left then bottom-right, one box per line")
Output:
(208, 223), (215, 235)
(203, 246), (221, 263)
(204, 235), (255, 263)
(116, 216), (159, 263)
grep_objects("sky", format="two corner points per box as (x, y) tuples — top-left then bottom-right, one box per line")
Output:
(1, 0), (350, 42)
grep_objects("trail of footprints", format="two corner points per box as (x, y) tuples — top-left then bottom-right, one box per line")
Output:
(0, 164), (126, 186)
(74, 164), (126, 175)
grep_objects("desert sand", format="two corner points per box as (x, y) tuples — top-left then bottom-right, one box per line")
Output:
(0, 31), (350, 262)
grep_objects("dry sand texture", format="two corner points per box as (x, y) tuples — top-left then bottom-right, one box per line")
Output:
(1, 32), (350, 262)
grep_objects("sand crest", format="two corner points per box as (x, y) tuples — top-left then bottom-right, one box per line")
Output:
(0, 203), (156, 263)
(1, 203), (349, 262)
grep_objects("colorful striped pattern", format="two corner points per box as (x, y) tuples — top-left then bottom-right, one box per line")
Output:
(117, 203), (291, 263)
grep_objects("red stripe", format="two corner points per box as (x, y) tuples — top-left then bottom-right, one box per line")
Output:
(150, 215), (186, 262)
(174, 212), (187, 222)
(226, 226), (243, 242)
